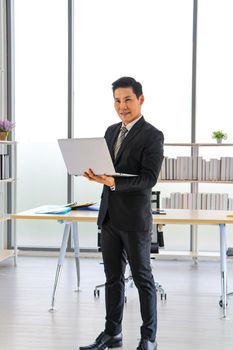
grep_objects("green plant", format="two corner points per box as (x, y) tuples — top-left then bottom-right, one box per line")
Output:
(212, 130), (227, 140)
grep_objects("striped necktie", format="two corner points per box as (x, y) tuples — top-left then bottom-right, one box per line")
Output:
(114, 126), (128, 158)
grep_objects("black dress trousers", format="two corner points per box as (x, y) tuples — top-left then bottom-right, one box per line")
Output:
(101, 215), (157, 342)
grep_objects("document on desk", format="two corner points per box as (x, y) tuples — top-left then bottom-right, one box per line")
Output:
(35, 207), (72, 214)
(66, 201), (99, 211)
(65, 201), (97, 209)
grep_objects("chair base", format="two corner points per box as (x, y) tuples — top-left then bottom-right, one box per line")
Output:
(219, 292), (233, 307)
(94, 274), (167, 302)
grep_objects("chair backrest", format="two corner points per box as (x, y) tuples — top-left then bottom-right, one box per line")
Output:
(97, 227), (102, 252)
(227, 247), (233, 257)
(151, 191), (164, 253)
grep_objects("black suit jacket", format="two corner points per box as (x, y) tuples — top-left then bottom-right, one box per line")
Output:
(97, 116), (164, 232)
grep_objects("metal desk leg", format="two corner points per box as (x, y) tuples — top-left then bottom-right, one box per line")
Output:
(49, 223), (71, 312)
(13, 219), (17, 266)
(219, 223), (228, 319)
(72, 222), (80, 291)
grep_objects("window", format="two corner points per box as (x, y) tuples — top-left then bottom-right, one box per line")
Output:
(74, 0), (193, 249)
(15, 0), (68, 247)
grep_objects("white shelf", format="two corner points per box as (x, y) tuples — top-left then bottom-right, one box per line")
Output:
(0, 215), (10, 223)
(0, 140), (16, 145)
(160, 143), (233, 183)
(0, 140), (17, 264)
(0, 177), (15, 183)
(159, 179), (233, 184)
(159, 142), (233, 260)
(0, 249), (14, 262)
(164, 143), (233, 147)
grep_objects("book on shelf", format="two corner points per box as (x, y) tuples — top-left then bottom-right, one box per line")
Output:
(228, 198), (233, 211)
(162, 192), (232, 211)
(205, 161), (210, 181)
(158, 155), (233, 182)
(197, 157), (203, 180)
(225, 157), (231, 181)
(192, 156), (198, 180)
(201, 159), (206, 181)
(220, 157), (225, 181)
(0, 154), (10, 180)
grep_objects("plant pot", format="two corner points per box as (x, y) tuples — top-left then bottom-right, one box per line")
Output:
(216, 138), (223, 144)
(0, 131), (9, 140)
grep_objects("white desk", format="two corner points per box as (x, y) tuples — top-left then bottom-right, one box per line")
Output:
(11, 207), (233, 317)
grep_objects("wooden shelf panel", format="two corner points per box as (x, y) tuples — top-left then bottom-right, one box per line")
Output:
(0, 140), (16, 145)
(0, 249), (14, 262)
(0, 215), (10, 223)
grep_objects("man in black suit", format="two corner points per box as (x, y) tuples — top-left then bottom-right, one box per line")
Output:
(80, 77), (164, 350)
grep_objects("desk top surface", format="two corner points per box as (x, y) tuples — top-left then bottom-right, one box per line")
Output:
(11, 206), (233, 225)
(11, 206), (99, 222)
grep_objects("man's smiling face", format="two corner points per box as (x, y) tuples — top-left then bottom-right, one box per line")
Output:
(114, 87), (144, 125)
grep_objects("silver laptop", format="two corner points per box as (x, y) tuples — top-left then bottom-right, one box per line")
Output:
(58, 137), (138, 177)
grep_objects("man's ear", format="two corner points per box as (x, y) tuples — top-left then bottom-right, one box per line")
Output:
(139, 94), (144, 105)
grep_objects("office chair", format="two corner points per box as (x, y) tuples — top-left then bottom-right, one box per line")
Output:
(219, 247), (233, 307)
(94, 191), (167, 302)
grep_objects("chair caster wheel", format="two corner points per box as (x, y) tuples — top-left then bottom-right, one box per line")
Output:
(161, 293), (167, 301)
(219, 299), (228, 308)
(94, 289), (100, 298)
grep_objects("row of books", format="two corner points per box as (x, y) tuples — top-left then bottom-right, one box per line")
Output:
(159, 156), (233, 181)
(0, 154), (10, 180)
(162, 192), (233, 210)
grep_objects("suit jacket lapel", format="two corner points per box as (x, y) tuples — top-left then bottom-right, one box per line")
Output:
(115, 116), (145, 163)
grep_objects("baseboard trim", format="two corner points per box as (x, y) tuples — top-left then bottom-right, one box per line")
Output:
(17, 249), (230, 262)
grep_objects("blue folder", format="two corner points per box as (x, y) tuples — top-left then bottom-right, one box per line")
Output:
(75, 205), (99, 211)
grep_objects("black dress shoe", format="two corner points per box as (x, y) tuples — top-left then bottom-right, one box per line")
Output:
(136, 338), (157, 350)
(79, 331), (122, 350)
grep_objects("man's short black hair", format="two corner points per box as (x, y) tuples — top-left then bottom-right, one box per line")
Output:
(112, 77), (143, 98)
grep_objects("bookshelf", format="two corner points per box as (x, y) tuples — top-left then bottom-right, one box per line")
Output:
(158, 143), (233, 259)
(0, 140), (17, 264)
(159, 143), (233, 202)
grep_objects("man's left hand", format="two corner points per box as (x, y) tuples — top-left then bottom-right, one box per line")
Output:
(83, 169), (115, 188)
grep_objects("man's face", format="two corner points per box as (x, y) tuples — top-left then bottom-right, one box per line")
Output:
(114, 87), (144, 125)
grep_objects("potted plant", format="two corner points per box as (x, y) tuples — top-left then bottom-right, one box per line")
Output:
(0, 120), (15, 140)
(212, 130), (227, 144)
